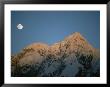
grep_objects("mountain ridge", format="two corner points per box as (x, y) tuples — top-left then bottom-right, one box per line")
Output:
(11, 32), (100, 77)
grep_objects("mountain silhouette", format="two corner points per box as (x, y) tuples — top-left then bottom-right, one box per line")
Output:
(11, 32), (100, 77)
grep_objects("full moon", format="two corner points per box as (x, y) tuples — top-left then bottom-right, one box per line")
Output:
(17, 24), (23, 29)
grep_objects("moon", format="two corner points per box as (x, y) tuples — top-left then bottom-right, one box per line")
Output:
(17, 24), (23, 29)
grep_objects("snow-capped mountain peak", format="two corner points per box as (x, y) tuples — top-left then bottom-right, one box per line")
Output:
(11, 32), (100, 77)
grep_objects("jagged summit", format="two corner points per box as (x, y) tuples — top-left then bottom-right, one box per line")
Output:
(72, 32), (85, 40)
(70, 32), (83, 38)
(64, 32), (87, 42)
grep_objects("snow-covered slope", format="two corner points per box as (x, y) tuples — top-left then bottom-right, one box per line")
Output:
(11, 32), (100, 77)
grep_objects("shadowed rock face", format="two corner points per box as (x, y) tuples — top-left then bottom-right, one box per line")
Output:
(11, 32), (100, 77)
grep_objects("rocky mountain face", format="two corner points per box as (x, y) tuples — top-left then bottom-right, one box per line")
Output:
(11, 32), (100, 77)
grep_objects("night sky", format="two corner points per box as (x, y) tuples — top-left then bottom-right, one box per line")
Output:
(11, 11), (100, 54)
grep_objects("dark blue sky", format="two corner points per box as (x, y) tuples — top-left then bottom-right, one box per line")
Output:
(11, 11), (100, 54)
